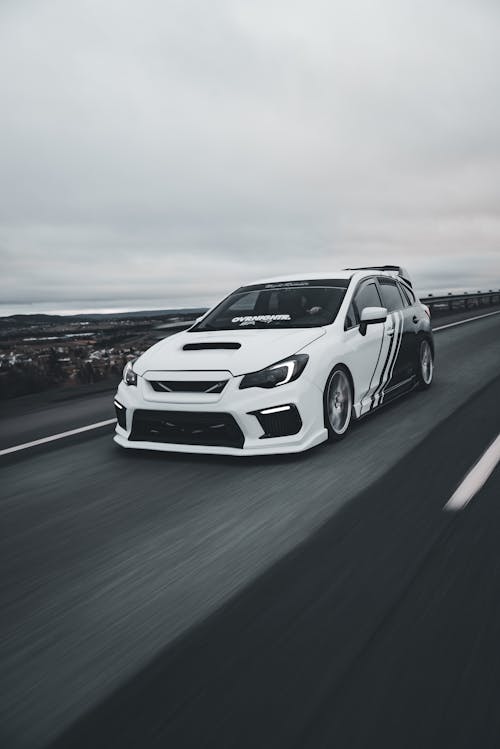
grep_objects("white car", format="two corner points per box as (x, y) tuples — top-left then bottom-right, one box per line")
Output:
(114, 266), (434, 456)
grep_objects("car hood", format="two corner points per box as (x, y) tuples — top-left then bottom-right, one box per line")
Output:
(134, 327), (326, 377)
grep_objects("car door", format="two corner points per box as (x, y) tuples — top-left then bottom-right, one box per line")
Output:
(376, 276), (413, 402)
(344, 279), (386, 416)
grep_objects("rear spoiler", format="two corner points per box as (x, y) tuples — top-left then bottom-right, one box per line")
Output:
(344, 265), (413, 288)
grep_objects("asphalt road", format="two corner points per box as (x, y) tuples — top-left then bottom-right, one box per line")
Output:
(52, 376), (500, 749)
(0, 385), (116, 451)
(1, 311), (500, 748)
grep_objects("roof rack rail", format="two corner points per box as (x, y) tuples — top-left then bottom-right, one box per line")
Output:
(344, 265), (413, 287)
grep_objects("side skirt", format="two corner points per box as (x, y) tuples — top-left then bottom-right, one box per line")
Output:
(353, 376), (418, 422)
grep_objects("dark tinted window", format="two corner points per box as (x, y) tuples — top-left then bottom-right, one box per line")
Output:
(344, 303), (358, 330)
(353, 282), (382, 318)
(378, 278), (404, 312)
(193, 283), (348, 330)
(398, 282), (416, 306)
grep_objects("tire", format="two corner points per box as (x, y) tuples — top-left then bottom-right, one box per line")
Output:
(324, 366), (353, 441)
(416, 338), (434, 390)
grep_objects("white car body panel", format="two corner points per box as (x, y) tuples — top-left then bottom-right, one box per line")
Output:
(134, 328), (327, 378)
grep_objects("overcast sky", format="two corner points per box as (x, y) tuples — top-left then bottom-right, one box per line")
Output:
(1, 0), (499, 314)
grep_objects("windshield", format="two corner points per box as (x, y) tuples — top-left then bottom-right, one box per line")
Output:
(191, 280), (350, 331)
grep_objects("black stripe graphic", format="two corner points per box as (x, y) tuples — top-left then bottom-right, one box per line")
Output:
(370, 315), (397, 411)
(358, 329), (385, 414)
(380, 311), (404, 405)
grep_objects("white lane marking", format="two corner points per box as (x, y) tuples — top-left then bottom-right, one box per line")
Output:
(0, 419), (117, 457)
(444, 434), (500, 511)
(433, 309), (500, 331)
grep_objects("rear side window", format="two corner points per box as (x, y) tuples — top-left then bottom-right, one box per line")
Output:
(398, 282), (416, 306)
(353, 282), (382, 319)
(378, 278), (404, 312)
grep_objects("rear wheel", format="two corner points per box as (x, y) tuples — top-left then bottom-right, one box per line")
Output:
(417, 338), (434, 389)
(324, 367), (353, 441)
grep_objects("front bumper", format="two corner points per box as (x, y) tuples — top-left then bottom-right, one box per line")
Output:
(113, 370), (327, 456)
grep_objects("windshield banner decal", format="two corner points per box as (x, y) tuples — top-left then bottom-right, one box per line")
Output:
(231, 314), (291, 325)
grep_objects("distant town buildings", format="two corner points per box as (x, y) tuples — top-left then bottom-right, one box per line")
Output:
(0, 310), (201, 399)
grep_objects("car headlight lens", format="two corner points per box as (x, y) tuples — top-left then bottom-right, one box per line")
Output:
(239, 354), (309, 389)
(123, 359), (138, 386)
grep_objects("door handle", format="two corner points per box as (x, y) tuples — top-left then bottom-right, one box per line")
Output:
(386, 327), (395, 337)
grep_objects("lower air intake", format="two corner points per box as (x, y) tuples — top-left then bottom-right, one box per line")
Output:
(114, 402), (127, 429)
(130, 410), (244, 448)
(251, 405), (302, 439)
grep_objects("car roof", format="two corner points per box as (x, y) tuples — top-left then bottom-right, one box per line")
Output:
(242, 269), (400, 286)
(244, 271), (353, 285)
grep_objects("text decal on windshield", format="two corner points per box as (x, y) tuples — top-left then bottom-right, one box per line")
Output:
(263, 281), (310, 289)
(232, 314), (291, 325)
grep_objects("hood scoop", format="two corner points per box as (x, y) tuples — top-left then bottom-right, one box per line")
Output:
(183, 342), (241, 351)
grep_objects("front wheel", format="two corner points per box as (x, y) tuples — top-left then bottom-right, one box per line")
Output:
(417, 338), (434, 389)
(324, 367), (353, 441)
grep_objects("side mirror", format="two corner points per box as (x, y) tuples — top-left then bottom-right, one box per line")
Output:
(359, 306), (387, 336)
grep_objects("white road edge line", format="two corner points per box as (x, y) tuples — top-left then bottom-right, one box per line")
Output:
(433, 309), (500, 331)
(444, 434), (500, 512)
(0, 418), (117, 457)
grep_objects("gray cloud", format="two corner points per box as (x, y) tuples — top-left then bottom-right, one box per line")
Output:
(1, 0), (499, 313)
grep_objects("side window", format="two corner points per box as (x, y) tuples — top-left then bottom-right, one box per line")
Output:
(353, 282), (382, 320)
(378, 279), (404, 312)
(344, 302), (358, 330)
(398, 282), (415, 306)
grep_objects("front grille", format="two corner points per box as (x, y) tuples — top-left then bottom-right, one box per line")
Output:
(148, 380), (228, 394)
(129, 409), (244, 448)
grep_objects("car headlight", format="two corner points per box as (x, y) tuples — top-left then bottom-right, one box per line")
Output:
(239, 354), (309, 389)
(122, 359), (138, 386)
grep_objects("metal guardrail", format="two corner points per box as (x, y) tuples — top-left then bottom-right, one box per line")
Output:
(420, 290), (500, 315)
